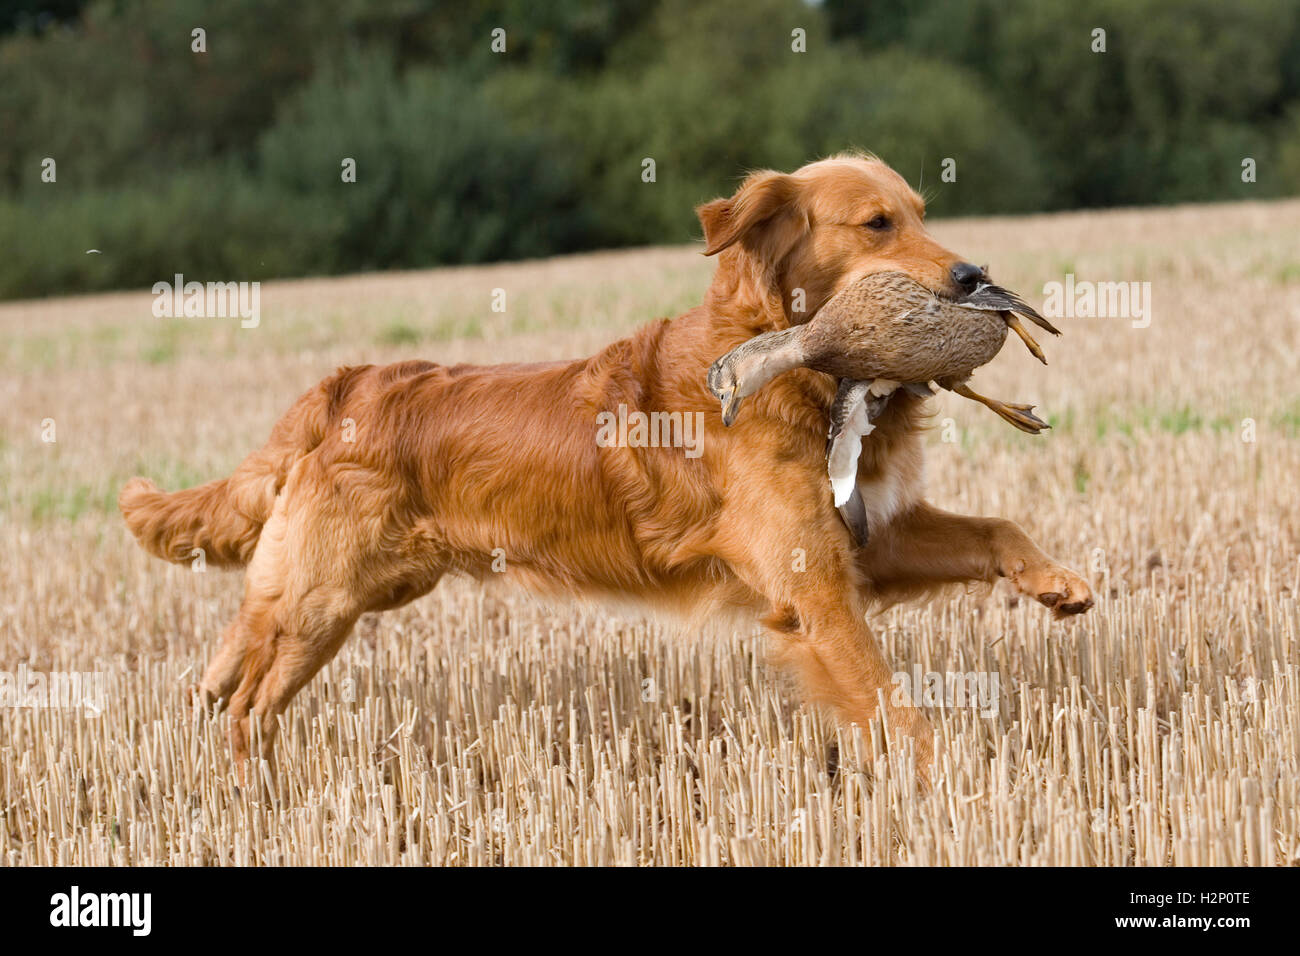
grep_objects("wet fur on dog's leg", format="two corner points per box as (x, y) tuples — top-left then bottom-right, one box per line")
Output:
(715, 429), (935, 773)
(858, 502), (1093, 616)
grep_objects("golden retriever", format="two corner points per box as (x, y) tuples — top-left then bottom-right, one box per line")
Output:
(120, 154), (1092, 773)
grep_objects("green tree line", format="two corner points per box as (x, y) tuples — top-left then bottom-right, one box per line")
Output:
(3, 0), (1299, 299)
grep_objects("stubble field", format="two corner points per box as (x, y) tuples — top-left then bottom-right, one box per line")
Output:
(2, 200), (1299, 865)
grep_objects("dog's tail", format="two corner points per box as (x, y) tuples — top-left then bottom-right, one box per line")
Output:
(119, 366), (369, 568)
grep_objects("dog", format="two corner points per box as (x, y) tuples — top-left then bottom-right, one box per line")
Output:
(120, 153), (1092, 773)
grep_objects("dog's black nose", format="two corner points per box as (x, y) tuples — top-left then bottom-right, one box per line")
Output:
(950, 261), (985, 292)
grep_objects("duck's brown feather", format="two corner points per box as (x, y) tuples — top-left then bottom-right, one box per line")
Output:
(799, 271), (1008, 383)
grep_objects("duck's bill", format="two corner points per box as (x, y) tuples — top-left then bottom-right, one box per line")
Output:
(706, 358), (742, 426)
(718, 390), (743, 427)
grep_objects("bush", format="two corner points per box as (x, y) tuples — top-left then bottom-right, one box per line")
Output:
(530, 38), (1049, 249)
(257, 54), (589, 270)
(759, 50), (1050, 216)
(0, 165), (331, 299)
(2, 0), (1299, 300)
(1276, 106), (1300, 195)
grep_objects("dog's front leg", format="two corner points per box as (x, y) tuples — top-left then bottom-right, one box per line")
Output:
(858, 501), (1093, 617)
(715, 456), (935, 772)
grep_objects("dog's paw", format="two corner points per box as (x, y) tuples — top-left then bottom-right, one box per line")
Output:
(1011, 563), (1094, 618)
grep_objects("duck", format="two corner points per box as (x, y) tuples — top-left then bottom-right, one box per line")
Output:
(706, 271), (1060, 544)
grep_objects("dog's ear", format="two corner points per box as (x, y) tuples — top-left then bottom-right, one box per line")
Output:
(697, 171), (798, 257)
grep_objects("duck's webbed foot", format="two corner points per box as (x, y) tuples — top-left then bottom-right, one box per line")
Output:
(827, 379), (894, 546)
(948, 381), (1051, 434)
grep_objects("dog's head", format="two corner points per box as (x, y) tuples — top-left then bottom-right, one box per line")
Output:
(697, 153), (983, 324)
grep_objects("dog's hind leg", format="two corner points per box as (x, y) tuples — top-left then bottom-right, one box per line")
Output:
(218, 487), (300, 765)
(229, 586), (363, 764)
(223, 456), (447, 768)
(231, 566), (447, 765)
(225, 567), (367, 768)
(198, 490), (295, 713)
(199, 622), (247, 711)
(199, 523), (288, 712)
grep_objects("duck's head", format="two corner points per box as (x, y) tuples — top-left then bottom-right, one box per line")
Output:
(707, 327), (807, 427)
(706, 354), (742, 427)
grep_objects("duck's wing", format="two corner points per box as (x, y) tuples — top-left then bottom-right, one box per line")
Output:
(826, 379), (893, 546)
(838, 485), (870, 548)
(827, 380), (871, 508)
(959, 283), (1061, 336)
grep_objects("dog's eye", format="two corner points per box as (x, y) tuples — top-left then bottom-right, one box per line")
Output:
(863, 215), (890, 231)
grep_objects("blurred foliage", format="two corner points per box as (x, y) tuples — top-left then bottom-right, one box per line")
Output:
(258, 54), (588, 269)
(0, 164), (327, 299)
(2, 0), (1299, 298)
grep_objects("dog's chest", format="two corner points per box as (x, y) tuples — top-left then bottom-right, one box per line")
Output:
(854, 436), (925, 531)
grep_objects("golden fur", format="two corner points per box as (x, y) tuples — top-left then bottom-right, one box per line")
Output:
(120, 155), (1092, 774)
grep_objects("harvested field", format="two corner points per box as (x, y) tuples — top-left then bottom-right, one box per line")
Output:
(2, 200), (1299, 865)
